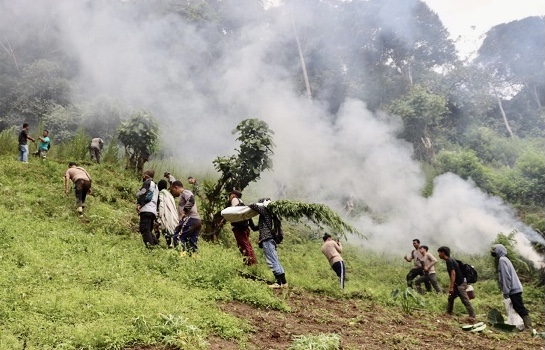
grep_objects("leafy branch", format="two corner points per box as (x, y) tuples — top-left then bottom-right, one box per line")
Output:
(267, 200), (361, 239)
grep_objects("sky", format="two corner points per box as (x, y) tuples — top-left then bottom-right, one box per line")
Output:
(423, 0), (545, 58)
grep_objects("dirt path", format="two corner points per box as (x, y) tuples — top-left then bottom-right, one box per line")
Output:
(213, 288), (543, 350)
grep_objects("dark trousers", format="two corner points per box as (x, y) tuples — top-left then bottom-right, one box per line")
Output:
(509, 292), (529, 318)
(232, 225), (257, 265)
(74, 179), (92, 208)
(90, 147), (101, 163)
(174, 217), (202, 253)
(406, 267), (430, 290)
(447, 282), (475, 318)
(139, 212), (158, 246)
(332, 261), (346, 289)
(415, 272), (442, 293)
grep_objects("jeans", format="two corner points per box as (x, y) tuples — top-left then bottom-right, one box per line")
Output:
(447, 282), (475, 318)
(18, 144), (29, 162)
(261, 239), (284, 276)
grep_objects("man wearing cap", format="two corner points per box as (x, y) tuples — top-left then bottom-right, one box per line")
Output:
(229, 189), (258, 265)
(164, 172), (176, 185)
(321, 233), (346, 289)
(64, 162), (92, 217)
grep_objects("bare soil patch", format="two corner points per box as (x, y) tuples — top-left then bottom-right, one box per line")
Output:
(213, 288), (543, 350)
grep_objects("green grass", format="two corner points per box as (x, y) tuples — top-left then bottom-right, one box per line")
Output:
(0, 154), (542, 349)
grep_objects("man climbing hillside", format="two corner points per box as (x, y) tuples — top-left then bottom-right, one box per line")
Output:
(321, 233), (345, 290)
(229, 189), (258, 265)
(136, 169), (159, 247)
(171, 180), (202, 255)
(64, 162), (92, 217)
(248, 198), (287, 289)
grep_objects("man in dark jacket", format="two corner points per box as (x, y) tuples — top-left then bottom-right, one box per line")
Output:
(438, 246), (476, 322)
(491, 244), (532, 330)
(248, 198), (287, 289)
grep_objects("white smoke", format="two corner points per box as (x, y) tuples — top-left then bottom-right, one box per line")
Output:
(3, 0), (542, 267)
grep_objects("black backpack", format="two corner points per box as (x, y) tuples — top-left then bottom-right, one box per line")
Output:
(456, 260), (478, 283)
(271, 214), (284, 244)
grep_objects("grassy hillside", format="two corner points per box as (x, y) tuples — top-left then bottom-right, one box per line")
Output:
(0, 155), (542, 350)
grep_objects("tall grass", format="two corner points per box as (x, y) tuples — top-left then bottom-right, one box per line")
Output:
(0, 126), (18, 156)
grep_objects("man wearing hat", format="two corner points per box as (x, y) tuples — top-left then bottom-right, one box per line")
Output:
(229, 189), (258, 265)
(321, 233), (346, 289)
(164, 172), (176, 185)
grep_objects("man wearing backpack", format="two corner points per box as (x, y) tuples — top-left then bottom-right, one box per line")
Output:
(229, 189), (258, 265)
(248, 198), (287, 289)
(64, 162), (92, 217)
(491, 244), (532, 330)
(437, 246), (476, 322)
(136, 169), (159, 247)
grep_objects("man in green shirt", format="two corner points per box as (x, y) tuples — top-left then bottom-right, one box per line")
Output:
(33, 130), (50, 160)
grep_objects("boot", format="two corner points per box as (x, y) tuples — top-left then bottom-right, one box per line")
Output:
(269, 274), (282, 289)
(279, 273), (288, 288)
(522, 315), (532, 330)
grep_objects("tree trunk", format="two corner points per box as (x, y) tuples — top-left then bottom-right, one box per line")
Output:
(290, 13), (312, 100)
(496, 94), (514, 138)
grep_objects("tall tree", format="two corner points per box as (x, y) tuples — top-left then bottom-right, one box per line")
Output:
(117, 110), (159, 173)
(201, 118), (274, 241)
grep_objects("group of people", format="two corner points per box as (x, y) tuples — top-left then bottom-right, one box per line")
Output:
(17, 123), (104, 164)
(58, 139), (534, 327)
(404, 238), (533, 329)
(136, 170), (202, 256)
(17, 123), (50, 162)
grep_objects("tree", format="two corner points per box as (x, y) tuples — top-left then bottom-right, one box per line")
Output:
(117, 110), (159, 173)
(476, 17), (545, 137)
(387, 85), (448, 162)
(201, 118), (274, 240)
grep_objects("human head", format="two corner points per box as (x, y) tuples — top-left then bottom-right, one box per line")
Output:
(419, 245), (428, 254)
(164, 172), (170, 178)
(43, 130), (48, 136)
(437, 246), (450, 260)
(143, 169), (155, 180)
(22, 123), (29, 129)
(491, 244), (507, 258)
(412, 239), (420, 249)
(229, 189), (242, 200)
(188, 176), (196, 184)
(68, 161), (77, 167)
(170, 180), (184, 197)
(157, 179), (168, 191)
(322, 233), (332, 242)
